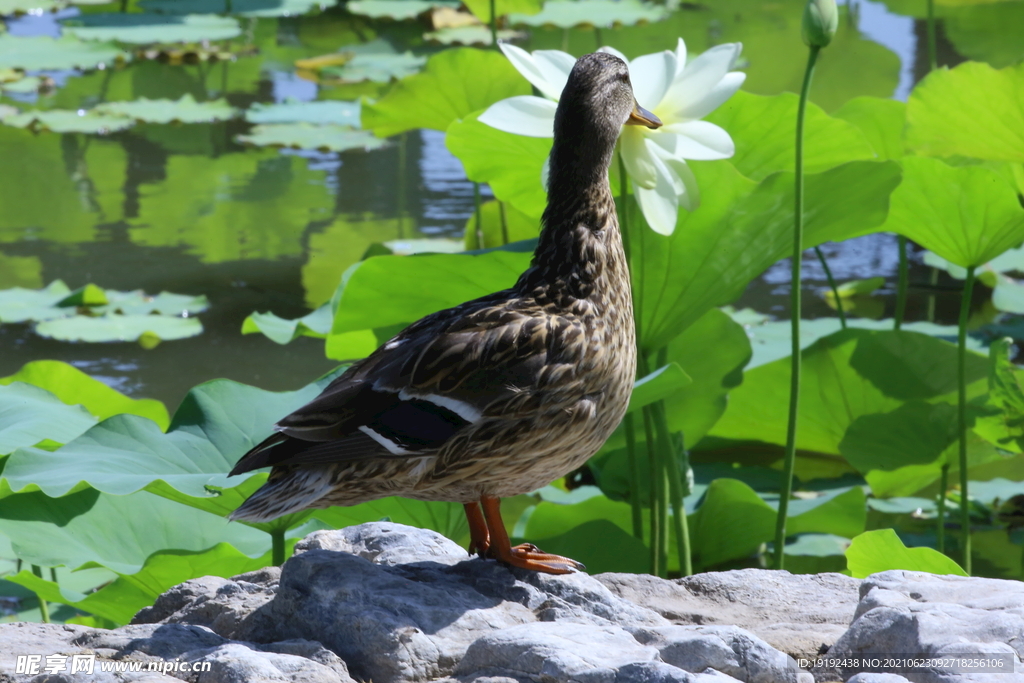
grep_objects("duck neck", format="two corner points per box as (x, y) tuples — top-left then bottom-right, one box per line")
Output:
(521, 139), (626, 301)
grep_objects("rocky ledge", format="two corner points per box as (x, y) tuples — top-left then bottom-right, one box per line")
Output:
(0, 523), (1021, 683)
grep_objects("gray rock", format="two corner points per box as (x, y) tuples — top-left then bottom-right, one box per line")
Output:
(846, 676), (911, 683)
(597, 569), (860, 663)
(454, 621), (740, 683)
(294, 522), (470, 566)
(827, 570), (1024, 683)
(178, 643), (351, 683)
(632, 625), (812, 683)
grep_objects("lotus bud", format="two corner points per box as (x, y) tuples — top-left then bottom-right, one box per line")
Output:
(802, 0), (838, 48)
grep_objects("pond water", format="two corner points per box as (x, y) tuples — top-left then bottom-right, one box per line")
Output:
(0, 0), (1018, 409)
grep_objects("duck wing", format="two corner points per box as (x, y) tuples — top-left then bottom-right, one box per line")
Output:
(229, 292), (578, 475)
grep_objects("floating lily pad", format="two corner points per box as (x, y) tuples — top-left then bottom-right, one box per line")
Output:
(62, 14), (242, 44)
(0, 0), (63, 13)
(95, 94), (237, 124)
(2, 109), (135, 134)
(245, 100), (360, 126)
(1, 76), (42, 94)
(509, 0), (669, 28)
(0, 281), (75, 323)
(0, 35), (129, 71)
(423, 26), (524, 45)
(242, 303), (332, 344)
(236, 123), (387, 152)
(346, 0), (458, 20)
(140, 0), (335, 17)
(323, 48), (428, 83)
(0, 282), (208, 323)
(35, 314), (203, 343)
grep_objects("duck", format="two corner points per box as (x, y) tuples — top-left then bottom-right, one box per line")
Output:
(229, 51), (662, 575)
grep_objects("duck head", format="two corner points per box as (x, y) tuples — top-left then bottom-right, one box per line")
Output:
(550, 52), (661, 188)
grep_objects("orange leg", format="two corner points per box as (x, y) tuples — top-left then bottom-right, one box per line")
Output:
(464, 502), (490, 556)
(479, 495), (585, 575)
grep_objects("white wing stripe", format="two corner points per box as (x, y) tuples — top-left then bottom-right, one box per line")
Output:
(358, 425), (413, 455)
(398, 389), (483, 423)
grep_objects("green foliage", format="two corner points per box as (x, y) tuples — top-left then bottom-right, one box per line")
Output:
(61, 14), (243, 44)
(509, 0), (670, 28)
(245, 101), (361, 126)
(846, 529), (968, 578)
(363, 48), (530, 137)
(462, 0), (541, 23)
(0, 384), (97, 457)
(882, 157), (1024, 268)
(95, 95), (238, 124)
(236, 124), (387, 152)
(906, 61), (1024, 162)
(833, 97), (906, 160)
(0, 35), (128, 71)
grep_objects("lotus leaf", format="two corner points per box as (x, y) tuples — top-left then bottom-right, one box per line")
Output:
(95, 95), (237, 124)
(0, 252), (41, 290)
(833, 96), (906, 161)
(362, 48), (530, 137)
(319, 45), (426, 83)
(462, 200), (541, 250)
(0, 383), (97, 456)
(330, 246), (531, 335)
(313, 497), (471, 545)
(242, 304), (333, 344)
(424, 26), (524, 45)
(0, 488), (271, 573)
(737, 317), (973, 370)
(845, 528), (967, 578)
(62, 14), (242, 44)
(140, 0), (335, 18)
(236, 124), (387, 152)
(0, 280), (73, 323)
(346, 0), (459, 20)
(1, 76), (42, 94)
(882, 157), (1024, 268)
(782, 533), (850, 574)
(245, 100), (360, 126)
(711, 329), (989, 457)
(461, 0), (540, 22)
(0, 360), (169, 429)
(661, 308), (751, 446)
(6, 542), (276, 625)
(941, 2), (1024, 68)
(839, 402), (961, 497)
(627, 159), (901, 352)
(704, 91), (876, 181)
(34, 314), (202, 344)
(974, 339), (1024, 454)
(906, 61), (1024, 163)
(1, 377), (325, 508)
(509, 0), (669, 28)
(0, 0), (62, 12)
(446, 111), (551, 218)
(1, 110), (135, 134)
(0, 35), (128, 71)
(626, 363), (692, 414)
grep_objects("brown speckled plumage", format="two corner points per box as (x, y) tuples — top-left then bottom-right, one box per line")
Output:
(230, 52), (660, 573)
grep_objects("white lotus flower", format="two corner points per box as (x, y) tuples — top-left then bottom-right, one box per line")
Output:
(479, 40), (746, 235)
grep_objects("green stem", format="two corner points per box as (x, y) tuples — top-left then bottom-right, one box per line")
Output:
(814, 245), (846, 329)
(641, 398), (661, 577)
(499, 201), (510, 245)
(594, 27), (604, 49)
(488, 0), (498, 46)
(473, 182), (484, 249)
(271, 528), (286, 566)
(397, 132), (408, 239)
(957, 265), (976, 574)
(937, 463), (949, 554)
(31, 565), (50, 623)
(654, 346), (691, 576)
(895, 235), (909, 330)
(926, 0), (937, 71)
(927, 266), (939, 322)
(625, 413), (643, 539)
(775, 44), (820, 570)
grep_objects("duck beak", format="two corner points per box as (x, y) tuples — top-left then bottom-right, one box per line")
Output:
(626, 102), (662, 129)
